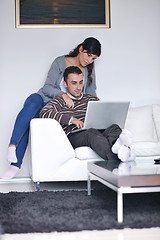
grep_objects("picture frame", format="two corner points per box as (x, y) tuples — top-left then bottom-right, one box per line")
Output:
(15, 0), (110, 28)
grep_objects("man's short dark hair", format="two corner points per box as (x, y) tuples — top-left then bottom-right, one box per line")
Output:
(63, 66), (82, 83)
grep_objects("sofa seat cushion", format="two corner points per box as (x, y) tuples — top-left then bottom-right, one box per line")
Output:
(131, 142), (160, 157)
(75, 146), (103, 160)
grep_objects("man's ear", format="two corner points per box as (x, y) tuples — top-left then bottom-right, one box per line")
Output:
(63, 80), (67, 88)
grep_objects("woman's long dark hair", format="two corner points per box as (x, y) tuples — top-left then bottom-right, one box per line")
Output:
(66, 37), (101, 85)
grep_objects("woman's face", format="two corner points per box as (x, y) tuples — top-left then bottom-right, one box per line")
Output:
(78, 46), (98, 67)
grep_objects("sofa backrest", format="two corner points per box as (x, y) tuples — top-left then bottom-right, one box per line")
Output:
(124, 104), (159, 142)
(152, 104), (160, 141)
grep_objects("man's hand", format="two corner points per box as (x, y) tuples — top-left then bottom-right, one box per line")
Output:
(70, 117), (84, 129)
(62, 93), (74, 108)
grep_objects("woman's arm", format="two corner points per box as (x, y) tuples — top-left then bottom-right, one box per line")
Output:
(62, 93), (74, 108)
(41, 56), (65, 98)
(38, 56), (74, 107)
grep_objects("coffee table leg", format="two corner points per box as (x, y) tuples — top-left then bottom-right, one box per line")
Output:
(87, 173), (91, 195)
(117, 190), (123, 223)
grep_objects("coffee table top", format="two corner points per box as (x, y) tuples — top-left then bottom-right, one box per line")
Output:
(88, 160), (160, 187)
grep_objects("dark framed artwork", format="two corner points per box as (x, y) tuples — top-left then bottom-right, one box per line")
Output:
(15, 0), (110, 28)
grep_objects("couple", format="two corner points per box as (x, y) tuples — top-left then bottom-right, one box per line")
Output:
(39, 66), (136, 163)
(2, 37), (135, 180)
(2, 37), (101, 179)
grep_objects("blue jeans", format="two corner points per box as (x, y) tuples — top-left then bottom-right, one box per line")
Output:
(10, 93), (45, 168)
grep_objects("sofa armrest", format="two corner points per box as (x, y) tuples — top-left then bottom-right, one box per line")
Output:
(30, 118), (75, 182)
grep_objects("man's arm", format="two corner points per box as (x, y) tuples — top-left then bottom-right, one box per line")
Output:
(70, 117), (84, 129)
(39, 98), (71, 125)
(39, 97), (83, 128)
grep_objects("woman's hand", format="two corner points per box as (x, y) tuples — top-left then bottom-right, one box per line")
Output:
(70, 117), (84, 129)
(62, 93), (74, 108)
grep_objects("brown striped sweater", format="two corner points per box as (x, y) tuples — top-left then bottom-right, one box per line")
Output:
(39, 94), (99, 135)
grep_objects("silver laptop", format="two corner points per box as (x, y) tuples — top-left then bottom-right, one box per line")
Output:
(71, 101), (130, 133)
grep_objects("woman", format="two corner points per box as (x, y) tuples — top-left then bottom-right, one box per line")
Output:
(1, 37), (101, 179)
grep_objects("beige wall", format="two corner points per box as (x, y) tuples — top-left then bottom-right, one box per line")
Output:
(0, 0), (160, 178)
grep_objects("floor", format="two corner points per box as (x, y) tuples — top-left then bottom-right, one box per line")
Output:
(0, 178), (160, 240)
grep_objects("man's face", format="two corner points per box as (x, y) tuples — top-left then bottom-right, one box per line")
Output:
(63, 73), (83, 99)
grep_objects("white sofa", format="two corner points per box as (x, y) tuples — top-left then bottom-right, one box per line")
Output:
(124, 104), (160, 162)
(29, 104), (160, 189)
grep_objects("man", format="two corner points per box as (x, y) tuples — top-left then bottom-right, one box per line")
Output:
(39, 66), (135, 162)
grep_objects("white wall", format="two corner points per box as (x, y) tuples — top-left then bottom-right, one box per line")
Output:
(0, 0), (160, 178)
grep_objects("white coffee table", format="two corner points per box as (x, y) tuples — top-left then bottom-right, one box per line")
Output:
(87, 160), (160, 223)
